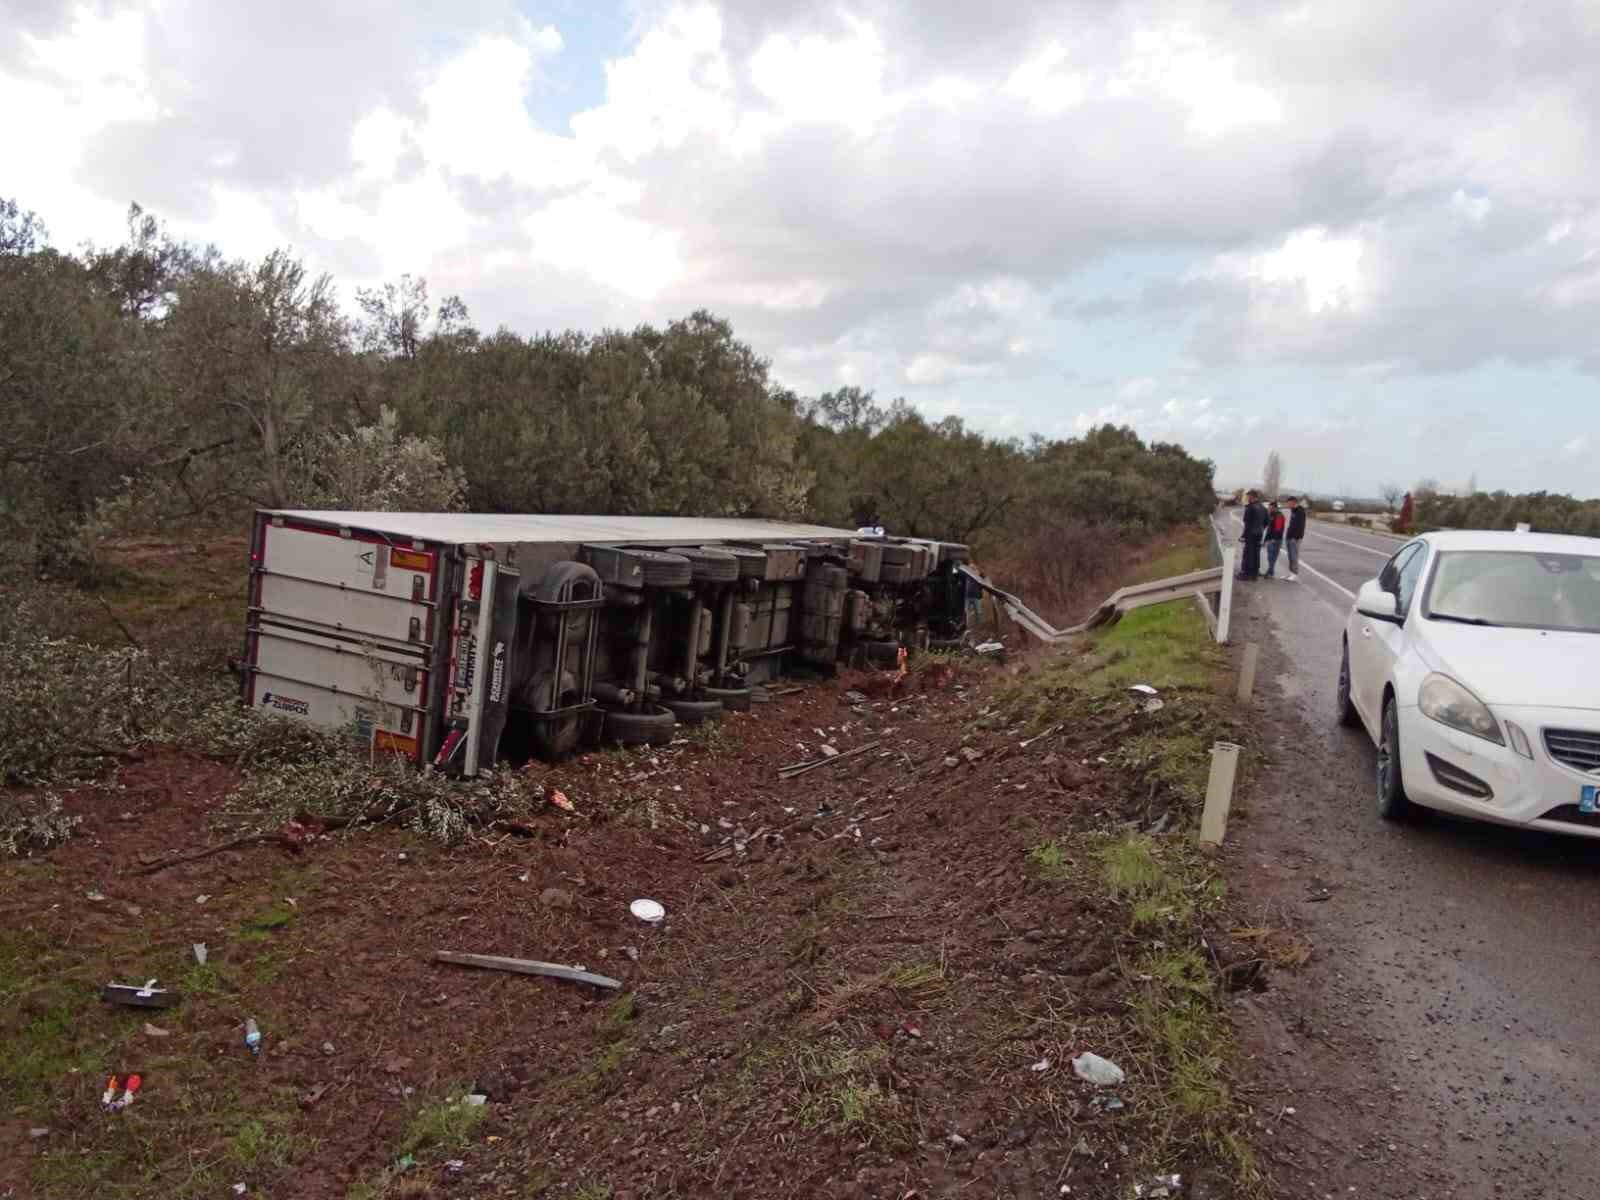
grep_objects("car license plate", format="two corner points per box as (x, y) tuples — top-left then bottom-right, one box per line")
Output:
(1582, 785), (1600, 814)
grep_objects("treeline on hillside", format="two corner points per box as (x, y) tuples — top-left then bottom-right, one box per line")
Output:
(1, 198), (1216, 583)
(1413, 489), (1600, 537)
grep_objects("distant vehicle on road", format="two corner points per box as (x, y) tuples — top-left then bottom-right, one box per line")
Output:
(1331, 500), (1346, 512)
(1338, 530), (1600, 838)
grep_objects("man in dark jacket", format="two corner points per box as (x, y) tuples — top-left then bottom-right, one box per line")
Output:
(1284, 496), (1306, 581)
(1239, 489), (1266, 580)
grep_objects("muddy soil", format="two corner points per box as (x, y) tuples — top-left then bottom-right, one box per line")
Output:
(2, 653), (1243, 1200)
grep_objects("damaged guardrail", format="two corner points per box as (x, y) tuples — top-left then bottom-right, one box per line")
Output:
(957, 563), (1226, 646)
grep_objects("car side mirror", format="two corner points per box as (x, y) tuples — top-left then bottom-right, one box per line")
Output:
(1356, 578), (1403, 624)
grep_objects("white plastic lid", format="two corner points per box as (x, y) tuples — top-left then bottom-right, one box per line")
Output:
(629, 898), (665, 923)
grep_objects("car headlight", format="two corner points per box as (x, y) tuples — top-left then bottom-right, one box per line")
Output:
(1418, 673), (1504, 746)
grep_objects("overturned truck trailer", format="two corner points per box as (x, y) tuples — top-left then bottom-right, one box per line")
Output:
(241, 511), (971, 774)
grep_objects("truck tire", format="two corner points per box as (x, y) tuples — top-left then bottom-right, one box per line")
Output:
(666, 546), (740, 584)
(603, 705), (677, 747)
(863, 639), (902, 666)
(703, 685), (752, 712)
(813, 564), (849, 590)
(879, 544), (916, 566)
(664, 697), (723, 725)
(629, 549), (694, 588)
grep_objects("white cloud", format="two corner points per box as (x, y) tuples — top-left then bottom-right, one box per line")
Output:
(7, 0), (1600, 495)
(1217, 226), (1369, 315)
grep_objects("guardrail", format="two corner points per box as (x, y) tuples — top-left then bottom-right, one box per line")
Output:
(958, 562), (1226, 646)
(1205, 515), (1236, 644)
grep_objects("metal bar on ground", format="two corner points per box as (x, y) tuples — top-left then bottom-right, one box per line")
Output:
(433, 950), (622, 990)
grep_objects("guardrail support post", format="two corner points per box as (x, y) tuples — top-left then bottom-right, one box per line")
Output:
(1216, 546), (1236, 644)
(1236, 642), (1260, 703)
(1200, 742), (1241, 846)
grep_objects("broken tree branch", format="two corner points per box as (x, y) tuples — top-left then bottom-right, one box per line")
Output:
(135, 832), (285, 876)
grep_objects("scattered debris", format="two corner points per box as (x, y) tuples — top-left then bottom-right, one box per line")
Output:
(321, 1041), (336, 1056)
(1030, 1057), (1052, 1073)
(1130, 683), (1159, 696)
(433, 950), (623, 990)
(101, 1073), (142, 1112)
(86, 889), (106, 902)
(630, 898), (665, 924)
(232, 1184), (248, 1196)
(445, 1159), (467, 1173)
(142, 1022), (171, 1038)
(766, 685), (806, 697)
(777, 739), (883, 779)
(29, 1127), (50, 1140)
(244, 1017), (262, 1056)
(947, 1133), (969, 1149)
(463, 1093), (488, 1107)
(819, 744), (839, 758)
(844, 690), (868, 704)
(975, 641), (1005, 654)
(195, 894), (211, 905)
(1141, 698), (1165, 714)
(548, 789), (576, 813)
(1019, 724), (1060, 749)
(961, 746), (983, 763)
(101, 979), (178, 1009)
(1071, 1052), (1126, 1086)
(192, 943), (208, 965)
(1133, 1174), (1183, 1198)
(540, 887), (575, 910)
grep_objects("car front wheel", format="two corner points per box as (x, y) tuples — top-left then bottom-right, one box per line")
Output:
(1376, 696), (1413, 822)
(1336, 640), (1360, 728)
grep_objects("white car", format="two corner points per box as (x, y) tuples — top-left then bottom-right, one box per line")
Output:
(1338, 530), (1600, 837)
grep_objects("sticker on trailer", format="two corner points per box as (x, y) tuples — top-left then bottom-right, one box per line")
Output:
(260, 691), (311, 717)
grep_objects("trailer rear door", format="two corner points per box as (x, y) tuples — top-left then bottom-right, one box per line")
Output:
(243, 517), (442, 760)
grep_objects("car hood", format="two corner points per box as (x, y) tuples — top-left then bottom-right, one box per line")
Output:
(1417, 623), (1600, 709)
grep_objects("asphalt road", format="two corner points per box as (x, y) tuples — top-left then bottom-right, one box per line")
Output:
(1216, 509), (1600, 1198)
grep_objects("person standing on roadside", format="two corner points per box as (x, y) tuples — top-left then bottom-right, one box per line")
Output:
(1284, 496), (1306, 581)
(1264, 500), (1286, 578)
(1239, 488), (1266, 580)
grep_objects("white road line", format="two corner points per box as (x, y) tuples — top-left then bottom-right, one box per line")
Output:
(1303, 526), (1392, 558)
(1296, 560), (1356, 600)
(1219, 512), (1356, 599)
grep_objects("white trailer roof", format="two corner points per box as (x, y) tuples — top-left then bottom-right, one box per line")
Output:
(266, 510), (862, 546)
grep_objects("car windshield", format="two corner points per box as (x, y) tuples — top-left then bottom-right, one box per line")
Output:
(1424, 550), (1600, 633)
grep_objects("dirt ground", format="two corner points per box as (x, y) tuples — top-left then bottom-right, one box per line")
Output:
(1, 661), (1261, 1199)
(3, 524), (1274, 1200)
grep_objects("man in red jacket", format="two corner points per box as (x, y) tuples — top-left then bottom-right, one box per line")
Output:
(1264, 500), (1288, 578)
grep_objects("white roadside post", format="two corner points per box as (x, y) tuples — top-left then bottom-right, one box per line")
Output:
(1216, 545), (1236, 644)
(1199, 742), (1242, 846)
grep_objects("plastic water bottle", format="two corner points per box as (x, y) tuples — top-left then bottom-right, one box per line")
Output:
(244, 1017), (262, 1056)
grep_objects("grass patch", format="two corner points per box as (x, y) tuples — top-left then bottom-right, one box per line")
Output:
(1086, 603), (1220, 694)
(1025, 839), (1072, 881)
(399, 1094), (486, 1157)
(239, 903), (296, 940)
(1125, 525), (1214, 586)
(999, 556), (1261, 1194)
(791, 1039), (911, 1150)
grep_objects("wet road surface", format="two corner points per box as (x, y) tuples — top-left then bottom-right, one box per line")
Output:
(1217, 511), (1600, 1199)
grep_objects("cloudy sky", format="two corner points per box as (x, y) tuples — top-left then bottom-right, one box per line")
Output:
(7, 0), (1600, 497)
